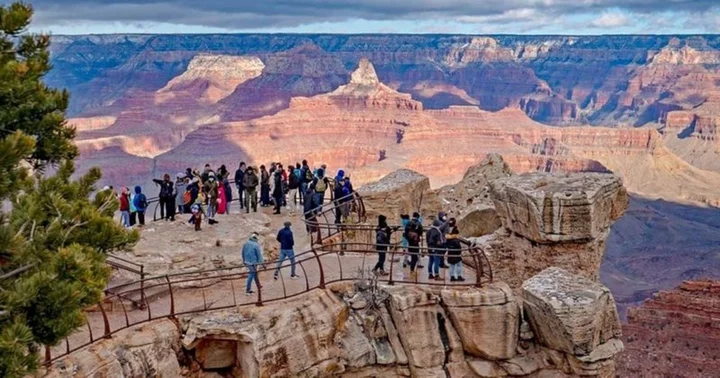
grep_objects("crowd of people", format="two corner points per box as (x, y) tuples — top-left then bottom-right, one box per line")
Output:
(115, 159), (355, 231)
(373, 211), (466, 282)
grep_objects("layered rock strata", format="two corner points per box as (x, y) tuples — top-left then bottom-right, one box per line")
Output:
(618, 280), (720, 377)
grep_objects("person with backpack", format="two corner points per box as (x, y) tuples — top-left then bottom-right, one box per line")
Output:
(205, 173), (219, 225)
(403, 212), (424, 275)
(437, 211), (450, 269)
(234, 162), (246, 210)
(153, 173), (175, 221)
(243, 166), (259, 213)
(373, 215), (392, 276)
(426, 219), (446, 280)
(294, 162), (303, 204)
(300, 160), (312, 204)
(288, 166), (299, 207)
(310, 168), (330, 212)
(175, 174), (186, 214)
(242, 232), (264, 296)
(133, 186), (148, 227)
(445, 218), (465, 282)
(333, 176), (346, 224)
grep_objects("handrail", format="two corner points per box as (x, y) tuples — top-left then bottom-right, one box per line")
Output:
(44, 189), (493, 365)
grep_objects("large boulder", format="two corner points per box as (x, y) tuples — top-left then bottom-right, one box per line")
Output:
(439, 153), (512, 237)
(441, 282), (519, 360)
(522, 267), (623, 360)
(358, 169), (441, 223)
(490, 172), (628, 243)
(44, 319), (181, 378)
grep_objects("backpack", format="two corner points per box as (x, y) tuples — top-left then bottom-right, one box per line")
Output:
(138, 194), (148, 209)
(183, 189), (192, 205)
(376, 228), (389, 245)
(304, 168), (314, 183)
(315, 177), (328, 193)
(406, 220), (421, 244)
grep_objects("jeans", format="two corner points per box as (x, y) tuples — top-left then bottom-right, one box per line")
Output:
(246, 265), (257, 292)
(120, 211), (130, 227)
(373, 249), (387, 272)
(428, 249), (441, 275)
(299, 182), (308, 204)
(275, 249), (296, 277)
(408, 244), (420, 271)
(312, 192), (324, 213)
(449, 262), (463, 278)
(206, 203), (216, 219)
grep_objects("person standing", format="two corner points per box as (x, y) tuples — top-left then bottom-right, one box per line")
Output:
(288, 166), (299, 207)
(132, 186), (148, 227)
(119, 187), (130, 228)
(403, 212), (424, 275)
(333, 176), (346, 224)
(243, 166), (259, 213)
(235, 162), (246, 210)
(205, 173), (219, 224)
(310, 168), (330, 211)
(272, 169), (284, 215)
(274, 221), (300, 280)
(260, 165), (270, 207)
(153, 173), (175, 221)
(437, 211), (450, 268)
(426, 219), (446, 280)
(445, 219), (464, 282)
(242, 233), (264, 295)
(373, 215), (392, 276)
(300, 160), (312, 204)
(175, 174), (186, 215)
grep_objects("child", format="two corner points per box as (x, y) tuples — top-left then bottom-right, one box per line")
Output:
(189, 203), (203, 231)
(445, 218), (464, 282)
(119, 187), (131, 228)
(132, 186), (147, 227)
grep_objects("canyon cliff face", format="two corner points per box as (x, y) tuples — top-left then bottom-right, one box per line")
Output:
(619, 280), (720, 377)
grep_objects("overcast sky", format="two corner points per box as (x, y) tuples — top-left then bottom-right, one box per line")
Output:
(24, 0), (720, 35)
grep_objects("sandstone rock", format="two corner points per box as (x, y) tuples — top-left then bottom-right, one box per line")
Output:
(439, 153), (512, 237)
(467, 358), (508, 377)
(44, 319), (181, 378)
(385, 286), (447, 370)
(181, 289), (374, 378)
(359, 169), (441, 223)
(441, 283), (519, 360)
(490, 172), (628, 243)
(522, 267), (623, 358)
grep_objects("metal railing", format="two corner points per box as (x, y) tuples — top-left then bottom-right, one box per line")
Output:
(44, 190), (493, 365)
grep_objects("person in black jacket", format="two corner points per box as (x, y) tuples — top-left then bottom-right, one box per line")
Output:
(403, 212), (424, 274)
(274, 221), (300, 280)
(234, 162), (246, 210)
(153, 173), (175, 221)
(272, 169), (284, 214)
(373, 215), (393, 276)
(426, 219), (446, 280)
(445, 219), (464, 282)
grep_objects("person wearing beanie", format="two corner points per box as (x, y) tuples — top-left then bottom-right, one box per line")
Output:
(373, 215), (393, 276)
(242, 232), (264, 295)
(403, 212), (424, 274)
(132, 186), (147, 226)
(310, 167), (330, 211)
(274, 221), (300, 280)
(445, 218), (465, 282)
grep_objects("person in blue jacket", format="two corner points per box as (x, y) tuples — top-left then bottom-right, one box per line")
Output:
(242, 233), (264, 295)
(274, 221), (300, 280)
(132, 186), (147, 226)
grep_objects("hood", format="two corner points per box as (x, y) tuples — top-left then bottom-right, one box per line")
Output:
(317, 168), (325, 178)
(432, 219), (443, 227)
(134, 186), (142, 194)
(438, 211), (447, 220)
(336, 170), (345, 179)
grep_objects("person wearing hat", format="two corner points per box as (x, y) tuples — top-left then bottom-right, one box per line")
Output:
(274, 221), (299, 280)
(373, 215), (393, 276)
(242, 232), (265, 295)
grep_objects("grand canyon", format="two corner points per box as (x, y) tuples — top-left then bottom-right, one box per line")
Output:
(43, 34), (720, 376)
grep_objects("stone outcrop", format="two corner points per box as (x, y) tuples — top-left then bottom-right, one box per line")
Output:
(439, 153), (513, 237)
(474, 172), (628, 288)
(490, 172), (628, 243)
(619, 280), (720, 377)
(358, 169), (441, 222)
(522, 268), (623, 359)
(43, 319), (181, 378)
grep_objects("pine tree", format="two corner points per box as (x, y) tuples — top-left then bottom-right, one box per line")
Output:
(0, 3), (138, 377)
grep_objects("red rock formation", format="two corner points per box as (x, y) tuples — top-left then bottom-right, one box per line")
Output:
(619, 280), (720, 377)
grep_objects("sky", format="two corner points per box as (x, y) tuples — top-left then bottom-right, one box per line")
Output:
(22, 0), (720, 35)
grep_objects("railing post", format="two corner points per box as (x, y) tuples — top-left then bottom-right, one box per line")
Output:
(99, 305), (111, 338)
(256, 269), (263, 307)
(312, 245), (326, 288)
(471, 248), (482, 288)
(45, 345), (51, 365)
(388, 244), (396, 285)
(166, 275), (175, 317)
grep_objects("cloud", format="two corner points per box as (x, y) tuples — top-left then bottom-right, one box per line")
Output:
(590, 12), (633, 28)
(23, 0), (720, 33)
